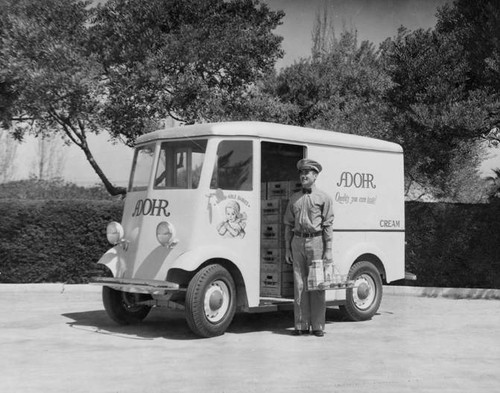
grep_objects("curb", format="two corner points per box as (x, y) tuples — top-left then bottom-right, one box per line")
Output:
(0, 283), (499, 300)
(0, 283), (100, 293)
(384, 285), (500, 300)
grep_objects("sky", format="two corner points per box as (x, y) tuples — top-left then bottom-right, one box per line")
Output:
(267, 0), (448, 69)
(12, 0), (498, 187)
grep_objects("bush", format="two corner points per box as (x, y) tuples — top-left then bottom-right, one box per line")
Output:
(1, 199), (499, 288)
(0, 199), (123, 283)
(405, 201), (500, 289)
(0, 179), (117, 200)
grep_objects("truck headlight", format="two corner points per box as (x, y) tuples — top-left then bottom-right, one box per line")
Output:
(106, 221), (124, 245)
(156, 221), (178, 248)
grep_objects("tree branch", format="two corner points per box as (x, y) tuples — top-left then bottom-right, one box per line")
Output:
(48, 108), (126, 196)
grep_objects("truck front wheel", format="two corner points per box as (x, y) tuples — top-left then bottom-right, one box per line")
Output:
(185, 264), (237, 338)
(102, 286), (152, 325)
(339, 261), (383, 321)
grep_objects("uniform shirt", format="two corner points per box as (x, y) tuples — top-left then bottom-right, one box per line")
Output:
(283, 185), (334, 245)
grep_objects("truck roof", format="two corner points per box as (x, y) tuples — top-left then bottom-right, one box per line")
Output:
(135, 121), (403, 153)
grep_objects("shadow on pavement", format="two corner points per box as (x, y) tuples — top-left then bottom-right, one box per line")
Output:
(228, 307), (351, 336)
(62, 308), (195, 340)
(62, 306), (351, 340)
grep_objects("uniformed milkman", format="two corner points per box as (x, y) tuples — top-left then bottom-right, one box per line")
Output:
(284, 158), (334, 337)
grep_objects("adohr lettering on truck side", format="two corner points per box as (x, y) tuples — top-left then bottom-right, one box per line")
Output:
(336, 172), (376, 189)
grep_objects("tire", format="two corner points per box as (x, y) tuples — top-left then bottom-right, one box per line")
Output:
(339, 261), (383, 321)
(185, 264), (237, 338)
(102, 286), (152, 325)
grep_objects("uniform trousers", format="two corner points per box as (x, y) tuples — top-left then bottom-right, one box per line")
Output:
(291, 235), (326, 331)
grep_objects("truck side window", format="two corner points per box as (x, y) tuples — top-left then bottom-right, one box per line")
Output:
(210, 140), (253, 191)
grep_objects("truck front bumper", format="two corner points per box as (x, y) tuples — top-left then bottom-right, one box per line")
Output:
(91, 277), (181, 295)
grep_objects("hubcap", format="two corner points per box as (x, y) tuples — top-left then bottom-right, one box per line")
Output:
(209, 291), (223, 310)
(357, 282), (370, 299)
(204, 280), (230, 323)
(353, 274), (376, 310)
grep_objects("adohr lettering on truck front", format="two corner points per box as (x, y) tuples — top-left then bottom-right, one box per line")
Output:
(132, 199), (170, 217)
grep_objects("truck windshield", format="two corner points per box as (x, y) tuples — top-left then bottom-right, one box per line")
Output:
(154, 139), (207, 189)
(129, 144), (156, 192)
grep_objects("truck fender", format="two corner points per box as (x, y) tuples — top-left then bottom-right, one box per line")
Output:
(170, 246), (250, 310)
(340, 242), (388, 275)
(170, 245), (244, 273)
(97, 247), (121, 277)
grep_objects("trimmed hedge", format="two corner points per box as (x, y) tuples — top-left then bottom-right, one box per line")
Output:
(0, 200), (123, 283)
(0, 179), (115, 200)
(0, 199), (499, 288)
(405, 201), (500, 289)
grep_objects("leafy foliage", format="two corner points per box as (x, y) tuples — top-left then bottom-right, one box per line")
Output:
(0, 199), (123, 283)
(89, 0), (284, 137)
(380, 25), (497, 198)
(0, 0), (123, 194)
(436, 0), (500, 94)
(1, 199), (499, 288)
(405, 201), (500, 288)
(378, 1), (500, 199)
(0, 0), (284, 195)
(0, 179), (116, 200)
(186, 76), (298, 124)
(269, 29), (392, 140)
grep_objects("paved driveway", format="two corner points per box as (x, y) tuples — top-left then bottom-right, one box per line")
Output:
(0, 284), (498, 393)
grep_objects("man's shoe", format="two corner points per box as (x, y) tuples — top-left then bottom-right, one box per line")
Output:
(292, 329), (310, 336)
(312, 330), (324, 337)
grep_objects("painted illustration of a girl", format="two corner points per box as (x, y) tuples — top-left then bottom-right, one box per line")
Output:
(217, 200), (247, 238)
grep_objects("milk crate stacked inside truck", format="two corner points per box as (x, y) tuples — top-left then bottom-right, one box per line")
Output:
(260, 180), (302, 297)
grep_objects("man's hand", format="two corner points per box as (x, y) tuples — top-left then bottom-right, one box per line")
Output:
(285, 249), (293, 264)
(323, 249), (333, 264)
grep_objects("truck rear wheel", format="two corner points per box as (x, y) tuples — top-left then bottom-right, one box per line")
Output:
(339, 261), (382, 321)
(102, 286), (152, 325)
(185, 264), (236, 338)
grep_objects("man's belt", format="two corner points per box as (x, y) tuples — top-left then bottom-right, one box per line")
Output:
(293, 230), (322, 238)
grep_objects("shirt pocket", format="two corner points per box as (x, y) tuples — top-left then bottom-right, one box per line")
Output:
(308, 203), (322, 220)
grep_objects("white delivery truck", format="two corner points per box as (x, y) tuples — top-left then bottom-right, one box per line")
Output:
(92, 121), (406, 337)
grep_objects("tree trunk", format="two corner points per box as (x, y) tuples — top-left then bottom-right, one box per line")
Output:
(80, 141), (127, 197)
(51, 112), (128, 197)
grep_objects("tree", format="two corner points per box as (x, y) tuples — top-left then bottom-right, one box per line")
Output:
(436, 0), (500, 154)
(311, 1), (336, 61)
(436, 0), (500, 199)
(0, 0), (124, 194)
(31, 134), (66, 181)
(0, 128), (18, 183)
(0, 0), (284, 195)
(381, 1), (500, 200)
(436, 0), (500, 94)
(380, 26), (497, 199)
(271, 23), (392, 140)
(198, 75), (298, 124)
(89, 0), (284, 138)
